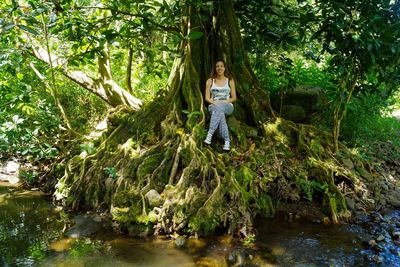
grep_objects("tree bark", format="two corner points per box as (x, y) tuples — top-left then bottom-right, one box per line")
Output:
(186, 0), (275, 125)
(125, 47), (134, 94)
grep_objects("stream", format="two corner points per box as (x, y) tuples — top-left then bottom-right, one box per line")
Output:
(1, 184), (399, 267)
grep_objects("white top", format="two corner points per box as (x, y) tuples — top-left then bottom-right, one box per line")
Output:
(210, 78), (230, 101)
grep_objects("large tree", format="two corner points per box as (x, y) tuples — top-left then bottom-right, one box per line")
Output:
(54, 0), (364, 237)
(7, 0), (372, 236)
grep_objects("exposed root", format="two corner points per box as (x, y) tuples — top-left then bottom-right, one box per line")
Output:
(49, 53), (372, 237)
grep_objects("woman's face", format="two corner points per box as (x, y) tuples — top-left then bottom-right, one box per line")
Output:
(215, 61), (225, 76)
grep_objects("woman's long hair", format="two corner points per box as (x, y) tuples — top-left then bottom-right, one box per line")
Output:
(210, 59), (231, 79)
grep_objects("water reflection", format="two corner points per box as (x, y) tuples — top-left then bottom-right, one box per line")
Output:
(0, 186), (63, 266)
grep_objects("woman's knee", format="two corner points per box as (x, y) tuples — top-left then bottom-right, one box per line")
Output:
(211, 110), (224, 118)
(209, 103), (225, 113)
(224, 104), (234, 115)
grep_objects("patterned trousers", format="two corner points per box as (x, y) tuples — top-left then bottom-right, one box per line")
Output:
(207, 103), (234, 141)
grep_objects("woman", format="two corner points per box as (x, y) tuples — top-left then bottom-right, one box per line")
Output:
(204, 60), (237, 151)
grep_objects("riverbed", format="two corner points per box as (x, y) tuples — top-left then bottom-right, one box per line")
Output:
(1, 185), (399, 266)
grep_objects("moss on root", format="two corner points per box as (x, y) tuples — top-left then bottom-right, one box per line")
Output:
(52, 108), (369, 238)
(49, 38), (373, 238)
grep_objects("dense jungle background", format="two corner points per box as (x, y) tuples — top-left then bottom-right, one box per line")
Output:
(1, 0), (400, 242)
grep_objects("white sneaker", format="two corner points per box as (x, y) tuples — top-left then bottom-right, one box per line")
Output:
(204, 133), (212, 145)
(223, 140), (230, 151)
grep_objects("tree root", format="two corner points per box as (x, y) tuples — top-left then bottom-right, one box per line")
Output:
(48, 51), (373, 237)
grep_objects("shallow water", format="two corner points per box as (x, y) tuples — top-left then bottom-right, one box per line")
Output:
(255, 219), (370, 266)
(1, 185), (399, 267)
(0, 186), (63, 266)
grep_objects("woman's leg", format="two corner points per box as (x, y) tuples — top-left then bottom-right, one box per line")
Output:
(218, 104), (233, 150)
(205, 103), (233, 149)
(217, 103), (233, 139)
(205, 104), (224, 144)
(208, 106), (223, 134)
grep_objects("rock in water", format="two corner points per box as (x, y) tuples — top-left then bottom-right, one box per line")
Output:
(175, 236), (186, 247)
(65, 214), (103, 238)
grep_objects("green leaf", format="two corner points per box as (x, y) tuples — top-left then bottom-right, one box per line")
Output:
(351, 34), (359, 42)
(4, 24), (15, 31)
(18, 24), (39, 35)
(187, 31), (203, 39)
(12, 115), (24, 124)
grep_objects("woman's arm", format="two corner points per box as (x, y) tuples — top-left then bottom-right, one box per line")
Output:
(227, 79), (237, 103)
(205, 78), (214, 104)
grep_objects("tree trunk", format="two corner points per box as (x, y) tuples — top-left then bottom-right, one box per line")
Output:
(52, 0), (360, 237)
(332, 63), (360, 153)
(125, 47), (134, 94)
(28, 38), (142, 110)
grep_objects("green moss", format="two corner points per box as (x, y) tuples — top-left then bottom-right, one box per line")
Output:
(127, 223), (153, 236)
(236, 165), (254, 188)
(111, 188), (156, 235)
(173, 204), (188, 226)
(189, 212), (221, 235)
(309, 139), (325, 158)
(263, 118), (298, 146)
(324, 192), (338, 219)
(254, 194), (274, 217)
(112, 189), (143, 224)
(108, 105), (134, 126)
(187, 188), (226, 235)
(147, 210), (158, 223)
(323, 190), (348, 223)
(180, 147), (192, 167)
(295, 176), (329, 201)
(136, 152), (164, 181)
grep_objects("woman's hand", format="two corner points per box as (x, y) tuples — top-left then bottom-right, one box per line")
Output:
(212, 100), (227, 104)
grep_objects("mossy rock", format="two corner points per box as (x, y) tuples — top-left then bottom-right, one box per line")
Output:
(280, 105), (306, 123)
(341, 157), (355, 170)
(272, 85), (326, 115)
(127, 223), (153, 237)
(354, 160), (373, 181)
(145, 189), (162, 207)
